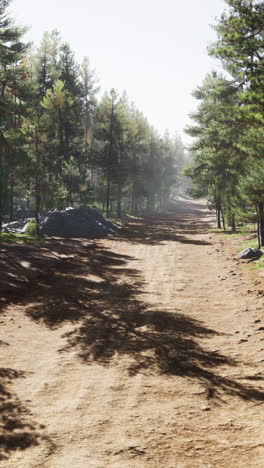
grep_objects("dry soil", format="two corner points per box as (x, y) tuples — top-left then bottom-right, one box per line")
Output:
(1, 198), (264, 468)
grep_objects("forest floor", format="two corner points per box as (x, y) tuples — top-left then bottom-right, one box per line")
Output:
(1, 198), (264, 468)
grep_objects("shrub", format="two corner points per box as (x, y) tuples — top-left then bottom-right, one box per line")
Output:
(25, 220), (37, 236)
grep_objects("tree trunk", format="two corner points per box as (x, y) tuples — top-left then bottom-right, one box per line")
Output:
(106, 96), (114, 219)
(131, 184), (135, 216)
(217, 209), (221, 229)
(134, 197), (138, 217)
(258, 202), (264, 248)
(117, 183), (122, 217)
(9, 174), (14, 222)
(106, 175), (110, 218)
(0, 151), (3, 231)
(128, 193), (132, 214)
(109, 199), (113, 218)
(58, 108), (65, 174)
(35, 181), (40, 236)
(0, 129), (10, 231)
(215, 192), (222, 229)
(35, 125), (40, 236)
(231, 214), (236, 233)
(221, 209), (226, 231)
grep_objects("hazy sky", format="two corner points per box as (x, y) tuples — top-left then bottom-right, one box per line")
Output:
(10, 0), (227, 143)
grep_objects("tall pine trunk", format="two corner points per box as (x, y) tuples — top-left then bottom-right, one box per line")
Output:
(215, 190), (222, 229)
(258, 202), (264, 248)
(9, 174), (14, 222)
(131, 183), (135, 216)
(231, 214), (236, 233)
(106, 174), (110, 218)
(117, 183), (122, 217)
(221, 209), (226, 231)
(106, 98), (114, 218)
(0, 130), (9, 231)
(35, 125), (40, 236)
(0, 150), (3, 231)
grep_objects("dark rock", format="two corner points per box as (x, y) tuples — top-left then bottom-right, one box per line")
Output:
(12, 206), (35, 220)
(2, 207), (118, 239)
(39, 207), (117, 238)
(237, 248), (264, 260)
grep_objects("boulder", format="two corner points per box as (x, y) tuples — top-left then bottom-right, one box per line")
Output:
(39, 207), (117, 238)
(237, 247), (264, 260)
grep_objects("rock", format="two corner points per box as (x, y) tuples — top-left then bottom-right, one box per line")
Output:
(39, 207), (117, 238)
(2, 219), (33, 234)
(12, 206), (35, 220)
(237, 248), (264, 260)
(2, 207), (118, 239)
(201, 406), (211, 411)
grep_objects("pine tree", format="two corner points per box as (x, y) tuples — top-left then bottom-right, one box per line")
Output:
(209, 0), (264, 242)
(0, 0), (30, 228)
(185, 73), (247, 230)
(79, 57), (99, 197)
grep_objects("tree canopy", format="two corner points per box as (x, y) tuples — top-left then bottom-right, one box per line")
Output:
(186, 0), (264, 246)
(0, 1), (188, 230)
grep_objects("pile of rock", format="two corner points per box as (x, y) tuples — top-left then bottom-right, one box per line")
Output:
(2, 207), (118, 239)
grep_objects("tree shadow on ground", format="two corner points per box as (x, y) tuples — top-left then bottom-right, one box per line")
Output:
(0, 238), (95, 304)
(23, 241), (264, 403)
(0, 365), (49, 461)
(61, 304), (264, 401)
(0, 202), (211, 304)
(119, 205), (213, 246)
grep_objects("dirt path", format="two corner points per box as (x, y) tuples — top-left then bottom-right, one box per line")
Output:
(1, 199), (264, 467)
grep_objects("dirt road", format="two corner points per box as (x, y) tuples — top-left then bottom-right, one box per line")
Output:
(1, 199), (264, 467)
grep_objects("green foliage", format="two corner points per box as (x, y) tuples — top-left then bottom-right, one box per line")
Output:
(0, 0), (193, 232)
(0, 0), (31, 228)
(0, 232), (44, 244)
(186, 0), (264, 245)
(251, 256), (264, 270)
(41, 80), (73, 111)
(238, 237), (258, 252)
(25, 219), (37, 236)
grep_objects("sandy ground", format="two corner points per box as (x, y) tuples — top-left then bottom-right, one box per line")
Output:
(1, 198), (264, 468)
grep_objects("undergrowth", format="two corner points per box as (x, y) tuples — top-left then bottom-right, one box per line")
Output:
(0, 232), (45, 244)
(207, 224), (263, 270)
(207, 224), (254, 237)
(251, 256), (264, 270)
(238, 238), (258, 252)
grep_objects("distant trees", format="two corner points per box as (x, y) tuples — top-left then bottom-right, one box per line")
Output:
(93, 91), (182, 217)
(0, 0), (188, 226)
(186, 0), (264, 246)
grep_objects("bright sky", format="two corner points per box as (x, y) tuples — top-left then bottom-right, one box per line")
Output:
(11, 0), (227, 144)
